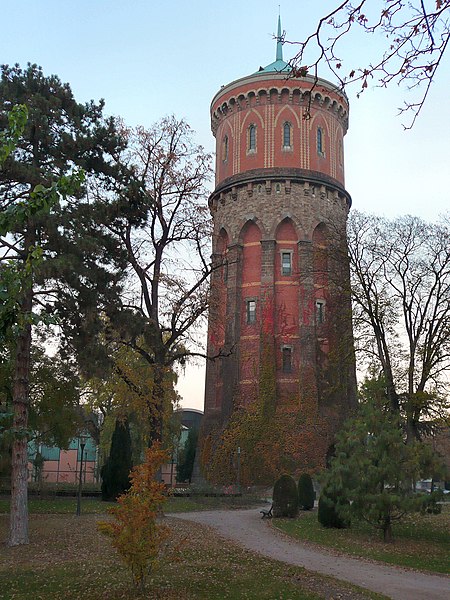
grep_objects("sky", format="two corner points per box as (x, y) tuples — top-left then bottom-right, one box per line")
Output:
(2, 1), (449, 411)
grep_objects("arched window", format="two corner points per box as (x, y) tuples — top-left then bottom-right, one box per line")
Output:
(283, 122), (292, 148)
(248, 124), (256, 151)
(317, 127), (324, 155)
(222, 135), (228, 161)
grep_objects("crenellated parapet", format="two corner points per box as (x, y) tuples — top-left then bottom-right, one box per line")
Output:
(209, 167), (351, 211)
(209, 170), (351, 248)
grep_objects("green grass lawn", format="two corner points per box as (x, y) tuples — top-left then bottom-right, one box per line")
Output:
(0, 512), (383, 600)
(0, 496), (108, 514)
(0, 494), (262, 515)
(272, 505), (450, 574)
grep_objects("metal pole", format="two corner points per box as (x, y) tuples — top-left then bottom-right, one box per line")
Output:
(76, 442), (85, 517)
(170, 456), (175, 487)
(237, 446), (241, 494)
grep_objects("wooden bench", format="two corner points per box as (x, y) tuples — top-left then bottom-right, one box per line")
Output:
(260, 504), (273, 519)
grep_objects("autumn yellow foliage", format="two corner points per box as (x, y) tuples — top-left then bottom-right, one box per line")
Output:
(98, 443), (169, 590)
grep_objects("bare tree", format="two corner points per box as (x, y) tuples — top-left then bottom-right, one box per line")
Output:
(347, 211), (450, 441)
(98, 116), (225, 444)
(286, 1), (450, 127)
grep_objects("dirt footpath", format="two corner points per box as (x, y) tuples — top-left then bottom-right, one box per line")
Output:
(171, 508), (449, 600)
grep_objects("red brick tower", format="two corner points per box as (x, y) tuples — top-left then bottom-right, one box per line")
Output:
(199, 18), (357, 482)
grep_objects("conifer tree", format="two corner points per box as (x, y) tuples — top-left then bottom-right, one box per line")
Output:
(0, 64), (129, 545)
(298, 473), (315, 510)
(101, 418), (133, 501)
(176, 427), (198, 483)
(273, 474), (298, 518)
(321, 380), (442, 541)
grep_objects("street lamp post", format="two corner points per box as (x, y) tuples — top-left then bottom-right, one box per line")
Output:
(76, 433), (88, 517)
(236, 446), (241, 494)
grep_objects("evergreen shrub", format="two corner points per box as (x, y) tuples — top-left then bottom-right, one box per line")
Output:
(298, 473), (315, 510)
(176, 428), (198, 483)
(317, 489), (350, 529)
(421, 489), (443, 515)
(273, 474), (298, 518)
(101, 418), (133, 501)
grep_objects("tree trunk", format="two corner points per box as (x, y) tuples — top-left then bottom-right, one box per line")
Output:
(148, 362), (165, 446)
(405, 416), (419, 445)
(382, 517), (393, 543)
(9, 288), (32, 546)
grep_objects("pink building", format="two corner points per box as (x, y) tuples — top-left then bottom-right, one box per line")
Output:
(28, 436), (97, 484)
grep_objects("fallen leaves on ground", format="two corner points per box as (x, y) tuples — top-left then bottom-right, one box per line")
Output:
(0, 513), (383, 599)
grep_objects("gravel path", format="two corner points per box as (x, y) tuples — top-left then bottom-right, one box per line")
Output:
(171, 508), (449, 600)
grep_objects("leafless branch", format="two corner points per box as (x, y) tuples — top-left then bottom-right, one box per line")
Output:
(286, 1), (450, 127)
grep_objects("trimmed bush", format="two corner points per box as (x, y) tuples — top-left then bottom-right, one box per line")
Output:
(273, 474), (298, 518)
(317, 490), (350, 529)
(298, 473), (315, 510)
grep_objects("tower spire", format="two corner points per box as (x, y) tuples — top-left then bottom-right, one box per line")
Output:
(276, 13), (283, 61)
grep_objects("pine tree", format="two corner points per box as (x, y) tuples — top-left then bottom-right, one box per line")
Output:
(0, 64), (129, 544)
(321, 383), (442, 541)
(317, 489), (350, 529)
(101, 418), (133, 501)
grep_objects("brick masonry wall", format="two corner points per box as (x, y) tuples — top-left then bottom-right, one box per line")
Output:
(204, 177), (357, 424)
(211, 73), (348, 188)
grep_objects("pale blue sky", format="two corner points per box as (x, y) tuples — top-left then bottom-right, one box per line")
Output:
(3, 1), (449, 409)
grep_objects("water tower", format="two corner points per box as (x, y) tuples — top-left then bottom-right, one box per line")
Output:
(200, 18), (357, 481)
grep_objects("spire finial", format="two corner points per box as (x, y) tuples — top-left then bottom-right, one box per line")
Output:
(276, 13), (283, 61)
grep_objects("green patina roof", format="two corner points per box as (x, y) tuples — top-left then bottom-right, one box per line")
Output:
(256, 15), (291, 74)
